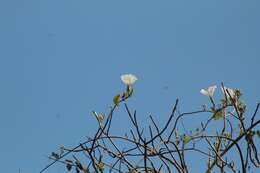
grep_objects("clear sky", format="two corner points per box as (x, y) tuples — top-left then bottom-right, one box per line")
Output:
(0, 0), (260, 173)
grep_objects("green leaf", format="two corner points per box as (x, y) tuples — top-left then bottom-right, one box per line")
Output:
(175, 139), (180, 145)
(226, 133), (231, 139)
(223, 132), (231, 142)
(113, 94), (120, 106)
(235, 89), (242, 99)
(98, 162), (105, 173)
(213, 111), (222, 120)
(182, 134), (189, 144)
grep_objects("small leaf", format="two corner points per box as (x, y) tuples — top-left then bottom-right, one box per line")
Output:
(252, 131), (256, 136)
(113, 94), (121, 106)
(98, 162), (105, 173)
(51, 152), (59, 160)
(213, 111), (222, 120)
(174, 129), (180, 145)
(223, 133), (231, 142)
(66, 163), (72, 171)
(174, 129), (179, 138)
(75, 160), (84, 170)
(175, 139), (180, 145)
(257, 130), (260, 138)
(226, 133), (231, 139)
(65, 159), (73, 163)
(182, 134), (189, 144)
(75, 167), (80, 173)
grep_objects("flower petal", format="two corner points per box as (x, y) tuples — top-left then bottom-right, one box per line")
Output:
(208, 85), (217, 97)
(200, 89), (209, 96)
(121, 74), (137, 85)
(222, 86), (236, 99)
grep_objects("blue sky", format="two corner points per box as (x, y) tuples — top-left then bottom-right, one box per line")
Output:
(0, 0), (260, 172)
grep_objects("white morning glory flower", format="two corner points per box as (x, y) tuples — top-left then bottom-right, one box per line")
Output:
(222, 86), (236, 100)
(121, 74), (138, 86)
(200, 85), (217, 97)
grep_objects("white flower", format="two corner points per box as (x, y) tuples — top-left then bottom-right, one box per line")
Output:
(221, 86), (236, 100)
(200, 85), (217, 97)
(121, 74), (137, 86)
